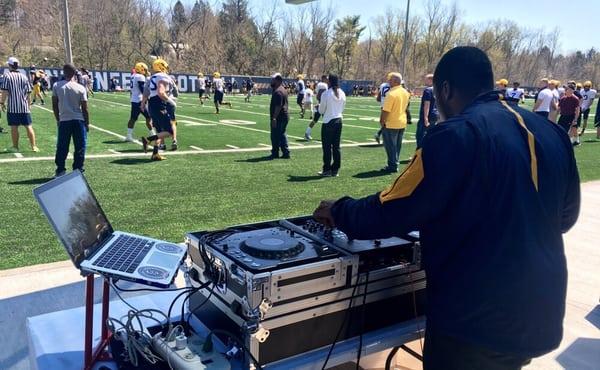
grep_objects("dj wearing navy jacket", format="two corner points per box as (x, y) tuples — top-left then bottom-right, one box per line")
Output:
(314, 47), (580, 370)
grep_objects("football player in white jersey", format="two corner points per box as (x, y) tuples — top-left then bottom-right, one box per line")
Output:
(302, 84), (314, 120)
(579, 80), (597, 136)
(296, 74), (306, 117)
(373, 73), (392, 144)
(140, 59), (176, 161)
(505, 81), (525, 106)
(197, 72), (207, 105)
(126, 62), (153, 142)
(212, 72), (232, 114)
(548, 80), (560, 123)
(304, 74), (328, 140)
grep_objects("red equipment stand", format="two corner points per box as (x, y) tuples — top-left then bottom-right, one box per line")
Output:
(83, 275), (113, 370)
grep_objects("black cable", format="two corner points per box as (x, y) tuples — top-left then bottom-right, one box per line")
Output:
(185, 283), (215, 329)
(206, 328), (263, 370)
(385, 346), (401, 370)
(321, 278), (360, 370)
(165, 282), (209, 329)
(356, 271), (370, 370)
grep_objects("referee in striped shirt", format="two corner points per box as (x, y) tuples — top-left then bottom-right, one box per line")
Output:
(0, 57), (39, 152)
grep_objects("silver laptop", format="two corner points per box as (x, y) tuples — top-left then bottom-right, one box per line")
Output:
(33, 170), (186, 288)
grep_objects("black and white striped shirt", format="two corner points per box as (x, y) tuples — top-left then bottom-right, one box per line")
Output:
(1, 71), (32, 113)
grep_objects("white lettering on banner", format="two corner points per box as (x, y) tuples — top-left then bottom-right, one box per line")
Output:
(121, 72), (131, 90)
(177, 75), (187, 91)
(94, 71), (108, 91)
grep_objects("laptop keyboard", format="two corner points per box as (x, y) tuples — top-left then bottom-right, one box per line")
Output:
(92, 235), (155, 274)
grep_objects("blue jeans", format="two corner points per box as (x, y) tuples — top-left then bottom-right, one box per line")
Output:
(382, 127), (405, 171)
(55, 120), (87, 173)
(416, 116), (438, 148)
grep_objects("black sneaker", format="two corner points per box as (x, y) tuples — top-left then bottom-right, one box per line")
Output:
(159, 143), (167, 151)
(318, 170), (332, 177)
(280, 153), (291, 159)
(331, 171), (339, 177)
(0, 126), (4, 133)
(171, 141), (178, 151)
(380, 166), (398, 173)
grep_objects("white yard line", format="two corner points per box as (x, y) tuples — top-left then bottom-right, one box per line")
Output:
(258, 143), (271, 147)
(343, 139), (358, 144)
(226, 144), (239, 149)
(0, 141), (382, 164)
(33, 105), (143, 146)
(189, 145), (204, 151)
(92, 97), (314, 142)
(108, 149), (120, 154)
(13, 152), (23, 158)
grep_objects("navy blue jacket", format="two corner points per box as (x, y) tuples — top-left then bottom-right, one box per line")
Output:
(331, 91), (580, 357)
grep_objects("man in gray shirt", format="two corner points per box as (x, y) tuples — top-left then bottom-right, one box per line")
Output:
(52, 64), (89, 177)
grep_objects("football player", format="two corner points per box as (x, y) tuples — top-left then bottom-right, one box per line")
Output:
(126, 62), (153, 142)
(30, 70), (45, 105)
(302, 83), (314, 120)
(197, 72), (206, 105)
(167, 74), (179, 151)
(495, 78), (508, 97)
(505, 81), (525, 105)
(373, 73), (392, 144)
(212, 72), (232, 114)
(140, 58), (176, 161)
(244, 77), (254, 103)
(296, 74), (306, 117)
(579, 81), (597, 136)
(304, 75), (329, 140)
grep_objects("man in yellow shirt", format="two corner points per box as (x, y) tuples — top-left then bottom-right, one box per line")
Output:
(380, 72), (410, 172)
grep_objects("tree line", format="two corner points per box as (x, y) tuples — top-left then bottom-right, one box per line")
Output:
(0, 0), (598, 88)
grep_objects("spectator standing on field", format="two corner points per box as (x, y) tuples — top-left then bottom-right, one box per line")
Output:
(557, 84), (580, 145)
(533, 78), (556, 119)
(269, 73), (290, 159)
(318, 74), (346, 177)
(52, 64), (90, 177)
(416, 73), (439, 148)
(0, 57), (39, 153)
(379, 72), (411, 173)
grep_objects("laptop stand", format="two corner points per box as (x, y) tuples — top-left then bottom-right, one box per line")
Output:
(83, 275), (112, 370)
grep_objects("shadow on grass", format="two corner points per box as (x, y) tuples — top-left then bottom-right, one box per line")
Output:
(110, 158), (150, 165)
(358, 143), (380, 148)
(583, 139), (599, 143)
(7, 177), (54, 185)
(235, 156), (276, 163)
(288, 174), (325, 182)
(353, 170), (392, 179)
(102, 140), (124, 144)
(114, 148), (147, 153)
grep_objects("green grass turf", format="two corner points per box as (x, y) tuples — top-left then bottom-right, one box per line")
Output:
(0, 93), (598, 270)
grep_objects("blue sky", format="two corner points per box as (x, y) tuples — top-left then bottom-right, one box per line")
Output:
(287, 0), (597, 53)
(180, 0), (597, 53)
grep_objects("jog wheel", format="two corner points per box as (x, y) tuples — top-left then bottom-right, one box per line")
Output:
(240, 235), (305, 259)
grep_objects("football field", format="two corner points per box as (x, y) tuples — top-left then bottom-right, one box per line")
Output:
(0, 92), (598, 269)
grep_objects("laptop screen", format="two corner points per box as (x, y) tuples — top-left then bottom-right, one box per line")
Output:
(33, 171), (114, 267)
